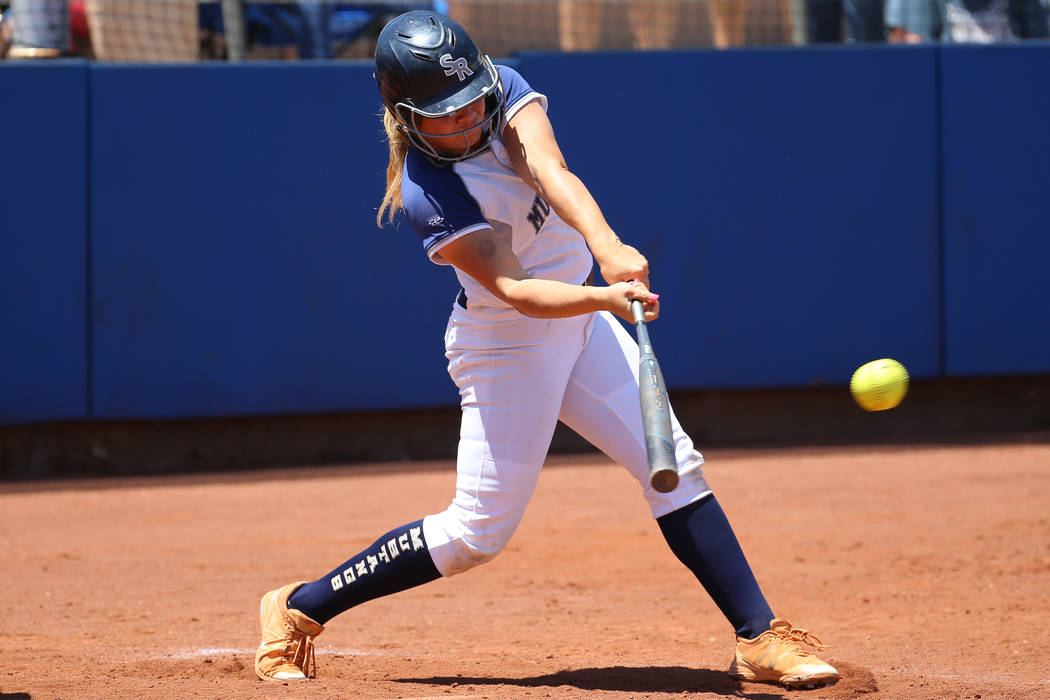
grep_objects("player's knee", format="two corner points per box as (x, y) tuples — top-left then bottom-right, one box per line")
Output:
(456, 534), (506, 571)
(645, 449), (712, 518)
(432, 531), (508, 576)
(423, 512), (516, 576)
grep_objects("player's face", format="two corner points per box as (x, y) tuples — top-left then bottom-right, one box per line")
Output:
(416, 97), (488, 157)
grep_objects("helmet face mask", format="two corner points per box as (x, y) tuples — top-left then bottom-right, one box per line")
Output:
(375, 11), (505, 162)
(395, 66), (504, 162)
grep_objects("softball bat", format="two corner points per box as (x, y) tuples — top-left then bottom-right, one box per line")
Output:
(630, 299), (679, 494)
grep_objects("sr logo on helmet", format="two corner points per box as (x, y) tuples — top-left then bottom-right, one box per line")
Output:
(440, 54), (473, 81)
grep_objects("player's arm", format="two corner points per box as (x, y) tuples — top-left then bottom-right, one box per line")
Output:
(501, 101), (649, 287)
(437, 227), (657, 323)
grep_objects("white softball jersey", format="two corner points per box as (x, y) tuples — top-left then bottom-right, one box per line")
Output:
(399, 66), (710, 578)
(401, 66), (593, 311)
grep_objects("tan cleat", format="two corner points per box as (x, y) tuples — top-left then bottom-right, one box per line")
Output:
(729, 617), (840, 689)
(254, 581), (324, 682)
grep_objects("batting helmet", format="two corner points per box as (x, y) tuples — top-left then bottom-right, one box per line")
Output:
(374, 11), (504, 162)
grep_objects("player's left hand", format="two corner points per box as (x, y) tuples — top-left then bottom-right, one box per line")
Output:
(606, 280), (660, 324)
(593, 240), (650, 288)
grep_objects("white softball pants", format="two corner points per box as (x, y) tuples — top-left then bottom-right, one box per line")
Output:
(423, 305), (711, 577)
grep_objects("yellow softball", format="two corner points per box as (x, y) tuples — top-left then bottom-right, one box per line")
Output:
(850, 358), (909, 411)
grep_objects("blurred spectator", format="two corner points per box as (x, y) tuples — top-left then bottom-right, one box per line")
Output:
(202, 2), (433, 60)
(707, 0), (795, 48)
(808, 0), (885, 42)
(885, 0), (1049, 42)
(298, 0), (334, 58)
(708, 0), (750, 47)
(627, 1), (680, 50)
(0, 6), (11, 58)
(6, 0), (69, 57)
(70, 0), (92, 56)
(555, 0), (684, 51)
(84, 0), (198, 61)
(231, 1), (337, 59)
(557, 0), (602, 51)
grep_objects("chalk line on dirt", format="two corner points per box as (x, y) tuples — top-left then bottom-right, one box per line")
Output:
(137, 647), (379, 661)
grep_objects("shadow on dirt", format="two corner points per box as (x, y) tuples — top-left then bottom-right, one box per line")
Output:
(394, 665), (782, 697)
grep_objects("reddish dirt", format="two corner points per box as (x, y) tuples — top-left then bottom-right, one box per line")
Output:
(2, 442), (1048, 699)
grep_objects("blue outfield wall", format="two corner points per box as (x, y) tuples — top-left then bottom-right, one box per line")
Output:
(520, 47), (941, 389)
(89, 63), (455, 418)
(0, 45), (1047, 424)
(939, 45), (1050, 377)
(0, 63), (89, 424)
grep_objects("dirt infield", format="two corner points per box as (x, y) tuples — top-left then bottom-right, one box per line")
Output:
(2, 442), (1048, 699)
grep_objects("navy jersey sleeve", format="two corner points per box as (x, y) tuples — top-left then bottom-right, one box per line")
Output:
(401, 149), (491, 263)
(497, 65), (548, 123)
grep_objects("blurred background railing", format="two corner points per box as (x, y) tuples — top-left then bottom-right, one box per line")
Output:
(2, 0), (1048, 62)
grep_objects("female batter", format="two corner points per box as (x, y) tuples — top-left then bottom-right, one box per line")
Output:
(255, 10), (838, 690)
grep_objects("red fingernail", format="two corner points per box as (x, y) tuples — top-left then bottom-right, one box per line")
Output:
(649, 294), (660, 302)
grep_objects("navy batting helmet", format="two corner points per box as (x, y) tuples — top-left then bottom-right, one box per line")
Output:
(374, 11), (504, 162)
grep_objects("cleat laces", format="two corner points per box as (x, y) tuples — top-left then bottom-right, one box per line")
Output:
(779, 625), (828, 654)
(287, 634), (316, 678)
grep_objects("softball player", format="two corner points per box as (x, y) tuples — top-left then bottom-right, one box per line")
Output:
(255, 10), (839, 690)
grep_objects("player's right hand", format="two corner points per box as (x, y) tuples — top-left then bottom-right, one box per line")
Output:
(594, 240), (650, 288)
(606, 280), (659, 324)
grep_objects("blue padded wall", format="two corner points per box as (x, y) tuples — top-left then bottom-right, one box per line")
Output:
(0, 62), (89, 424)
(4, 45), (1048, 426)
(940, 45), (1050, 376)
(89, 63), (456, 418)
(517, 47), (942, 389)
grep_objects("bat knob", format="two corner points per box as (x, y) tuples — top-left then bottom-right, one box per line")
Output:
(651, 468), (679, 494)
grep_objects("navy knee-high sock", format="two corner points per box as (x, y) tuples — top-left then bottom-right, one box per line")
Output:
(657, 496), (774, 640)
(287, 519), (441, 625)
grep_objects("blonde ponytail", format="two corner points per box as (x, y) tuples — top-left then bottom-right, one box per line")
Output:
(377, 109), (409, 227)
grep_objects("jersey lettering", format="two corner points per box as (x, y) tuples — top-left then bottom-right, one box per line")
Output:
(526, 193), (551, 233)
